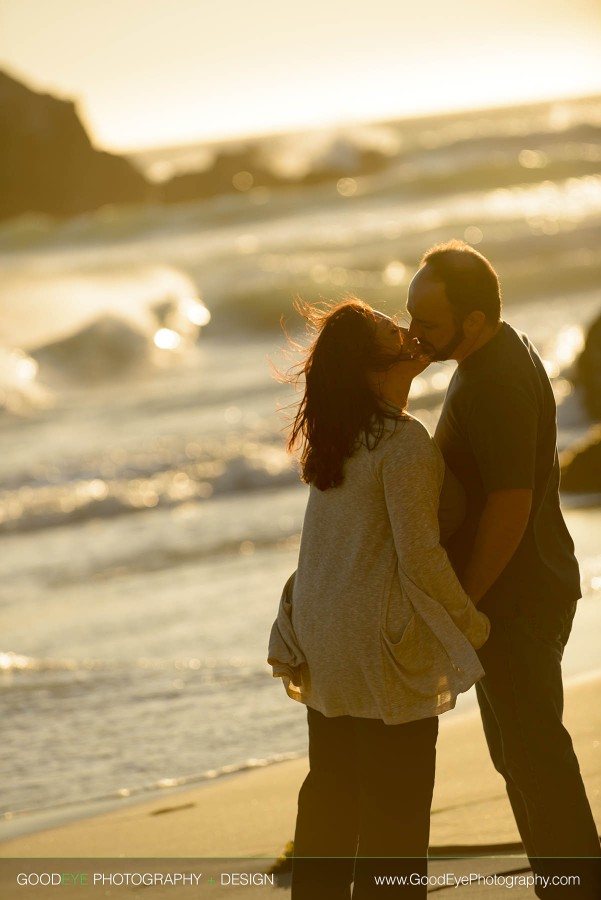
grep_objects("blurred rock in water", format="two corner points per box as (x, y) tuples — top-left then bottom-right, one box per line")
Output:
(561, 307), (601, 493)
(577, 310), (601, 420)
(160, 140), (389, 204)
(0, 70), (150, 220)
(560, 425), (601, 493)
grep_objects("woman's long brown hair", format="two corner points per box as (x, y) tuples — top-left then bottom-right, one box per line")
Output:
(286, 298), (406, 491)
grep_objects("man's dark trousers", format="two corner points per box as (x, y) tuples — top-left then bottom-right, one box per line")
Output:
(476, 595), (601, 898)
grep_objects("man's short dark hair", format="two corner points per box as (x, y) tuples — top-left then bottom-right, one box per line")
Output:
(420, 240), (502, 324)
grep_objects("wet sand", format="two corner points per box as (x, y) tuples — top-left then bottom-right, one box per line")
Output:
(1, 673), (598, 898)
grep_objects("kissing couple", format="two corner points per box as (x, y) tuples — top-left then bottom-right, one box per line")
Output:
(268, 241), (600, 899)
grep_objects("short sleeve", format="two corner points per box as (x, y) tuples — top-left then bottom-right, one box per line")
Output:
(466, 383), (537, 492)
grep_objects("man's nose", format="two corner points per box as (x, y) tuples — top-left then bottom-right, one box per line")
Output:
(407, 320), (420, 339)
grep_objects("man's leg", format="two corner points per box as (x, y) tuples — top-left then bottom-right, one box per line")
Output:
(292, 707), (357, 900)
(477, 600), (600, 895)
(351, 715), (438, 899)
(476, 680), (538, 857)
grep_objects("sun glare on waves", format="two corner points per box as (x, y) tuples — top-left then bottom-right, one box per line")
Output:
(183, 298), (211, 327)
(154, 328), (181, 351)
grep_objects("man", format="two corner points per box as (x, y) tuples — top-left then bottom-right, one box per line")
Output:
(406, 240), (600, 894)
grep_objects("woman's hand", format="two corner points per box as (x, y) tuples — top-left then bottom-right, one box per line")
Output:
(398, 329), (432, 377)
(369, 317), (432, 406)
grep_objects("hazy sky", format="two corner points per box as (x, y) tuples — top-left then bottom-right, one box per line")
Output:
(2, 0), (601, 150)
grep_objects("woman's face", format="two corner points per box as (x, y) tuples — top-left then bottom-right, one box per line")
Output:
(373, 313), (404, 359)
(372, 313), (430, 375)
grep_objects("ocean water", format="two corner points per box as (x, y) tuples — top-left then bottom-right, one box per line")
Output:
(1, 96), (601, 834)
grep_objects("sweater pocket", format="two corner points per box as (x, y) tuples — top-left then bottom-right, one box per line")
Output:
(380, 611), (463, 712)
(382, 563), (413, 643)
(380, 614), (438, 677)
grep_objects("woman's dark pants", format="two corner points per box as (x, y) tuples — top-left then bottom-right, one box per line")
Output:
(291, 708), (438, 900)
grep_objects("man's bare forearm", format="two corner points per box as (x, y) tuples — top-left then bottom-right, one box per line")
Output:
(462, 488), (533, 605)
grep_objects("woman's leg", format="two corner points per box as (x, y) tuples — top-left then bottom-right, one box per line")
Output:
(292, 707), (359, 900)
(351, 715), (439, 899)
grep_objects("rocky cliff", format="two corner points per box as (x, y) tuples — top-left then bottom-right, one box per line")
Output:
(0, 70), (150, 220)
(1, 69), (396, 218)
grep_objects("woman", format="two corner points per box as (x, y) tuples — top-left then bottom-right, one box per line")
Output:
(268, 299), (489, 899)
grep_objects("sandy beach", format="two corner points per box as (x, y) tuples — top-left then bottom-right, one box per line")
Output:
(1, 672), (599, 898)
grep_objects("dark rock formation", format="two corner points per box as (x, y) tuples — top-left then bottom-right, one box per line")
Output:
(577, 309), (601, 420)
(0, 67), (393, 218)
(560, 425), (601, 494)
(559, 311), (601, 493)
(162, 148), (273, 204)
(161, 140), (391, 204)
(0, 69), (149, 220)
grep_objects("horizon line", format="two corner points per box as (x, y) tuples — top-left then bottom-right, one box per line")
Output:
(3, 63), (600, 159)
(116, 89), (601, 158)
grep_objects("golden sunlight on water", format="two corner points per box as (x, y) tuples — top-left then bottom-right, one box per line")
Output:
(542, 326), (585, 379)
(554, 325), (585, 365)
(153, 328), (182, 351)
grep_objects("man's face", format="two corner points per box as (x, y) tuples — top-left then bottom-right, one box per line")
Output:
(406, 267), (464, 361)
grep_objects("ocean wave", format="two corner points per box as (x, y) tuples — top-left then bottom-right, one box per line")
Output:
(0, 265), (210, 401)
(0, 650), (266, 677)
(0, 438), (299, 534)
(0, 751), (304, 823)
(198, 175), (601, 334)
(0, 307), (595, 537)
(31, 304), (210, 385)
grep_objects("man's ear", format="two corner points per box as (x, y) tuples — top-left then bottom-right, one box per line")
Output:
(464, 310), (486, 334)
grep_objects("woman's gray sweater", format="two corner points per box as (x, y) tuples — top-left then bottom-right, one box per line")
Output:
(269, 414), (490, 724)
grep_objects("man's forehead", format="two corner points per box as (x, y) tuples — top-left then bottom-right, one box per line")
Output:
(407, 270), (449, 316)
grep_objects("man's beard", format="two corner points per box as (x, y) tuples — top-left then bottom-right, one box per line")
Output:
(426, 322), (465, 362)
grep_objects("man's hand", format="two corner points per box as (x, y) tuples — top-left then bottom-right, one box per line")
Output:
(462, 488), (533, 605)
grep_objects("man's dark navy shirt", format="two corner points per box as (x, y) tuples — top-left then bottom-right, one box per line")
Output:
(435, 322), (581, 617)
